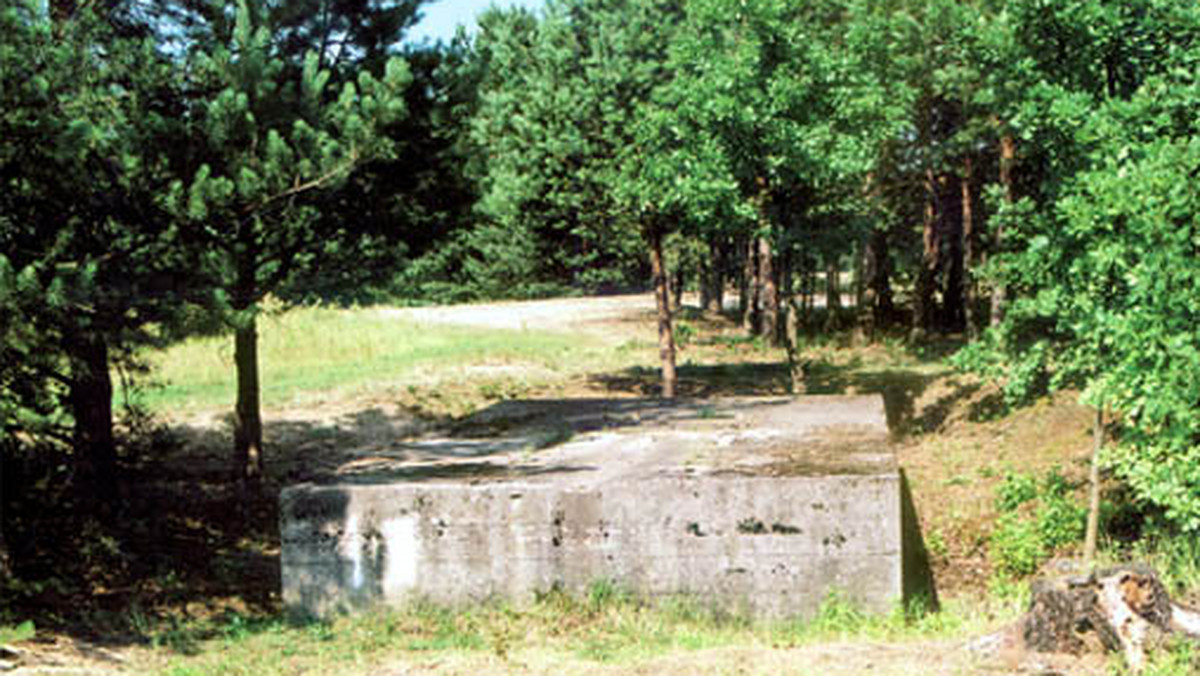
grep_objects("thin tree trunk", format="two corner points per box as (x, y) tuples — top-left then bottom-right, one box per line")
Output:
(824, 257), (841, 333)
(736, 236), (749, 321)
(69, 332), (117, 502)
(707, 238), (724, 314)
(784, 297), (805, 395)
(1084, 407), (1104, 570)
(780, 245), (793, 318)
(802, 255), (814, 331)
(942, 171), (965, 333)
(852, 239), (864, 311)
(0, 522), (6, 582)
(860, 226), (894, 339)
(742, 236), (759, 333)
(992, 132), (1015, 328)
(825, 258), (841, 311)
(1, 452), (8, 579)
(860, 237), (877, 340)
(914, 167), (939, 337)
(672, 265), (684, 311)
(649, 227), (677, 399)
(962, 156), (976, 339)
(234, 316), (264, 488)
(699, 257), (712, 313)
(758, 236), (778, 344)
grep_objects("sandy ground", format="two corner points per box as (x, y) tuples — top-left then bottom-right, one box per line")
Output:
(368, 639), (1109, 675)
(376, 293), (661, 343)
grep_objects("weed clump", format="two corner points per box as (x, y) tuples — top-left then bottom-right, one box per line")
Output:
(989, 469), (1086, 578)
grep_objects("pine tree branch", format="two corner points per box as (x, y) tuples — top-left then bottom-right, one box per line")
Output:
(244, 154), (359, 217)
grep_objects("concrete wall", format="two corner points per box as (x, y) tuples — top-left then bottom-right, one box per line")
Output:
(281, 472), (905, 618)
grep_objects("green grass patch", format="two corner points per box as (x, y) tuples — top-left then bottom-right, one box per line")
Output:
(0, 620), (35, 644)
(135, 307), (609, 411)
(144, 585), (1023, 675)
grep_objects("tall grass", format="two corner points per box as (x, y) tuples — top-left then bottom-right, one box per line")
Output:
(136, 307), (606, 411)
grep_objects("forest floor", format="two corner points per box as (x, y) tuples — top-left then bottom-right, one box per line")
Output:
(2, 293), (1128, 675)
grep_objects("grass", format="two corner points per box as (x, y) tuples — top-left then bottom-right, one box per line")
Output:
(143, 585), (1025, 675)
(135, 306), (613, 412)
(0, 620), (35, 644)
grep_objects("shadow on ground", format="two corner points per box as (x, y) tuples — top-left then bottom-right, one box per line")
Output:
(591, 358), (972, 439)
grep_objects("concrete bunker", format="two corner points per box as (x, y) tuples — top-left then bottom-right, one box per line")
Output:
(280, 395), (933, 618)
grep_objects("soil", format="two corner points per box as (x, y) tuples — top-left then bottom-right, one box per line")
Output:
(370, 641), (1110, 675)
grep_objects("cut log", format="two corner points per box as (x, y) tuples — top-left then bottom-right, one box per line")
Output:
(1020, 565), (1200, 672)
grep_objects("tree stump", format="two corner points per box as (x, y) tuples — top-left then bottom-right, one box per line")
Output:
(1021, 565), (1200, 671)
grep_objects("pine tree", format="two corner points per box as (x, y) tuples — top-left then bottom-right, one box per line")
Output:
(1, 0), (195, 504)
(164, 0), (410, 487)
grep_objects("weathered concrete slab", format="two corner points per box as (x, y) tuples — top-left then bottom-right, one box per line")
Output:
(281, 395), (928, 618)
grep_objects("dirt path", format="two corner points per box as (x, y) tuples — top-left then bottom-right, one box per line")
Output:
(369, 640), (1108, 675)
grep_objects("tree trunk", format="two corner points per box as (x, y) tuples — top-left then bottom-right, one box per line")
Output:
(780, 245), (793, 318)
(825, 257), (841, 312)
(68, 331), (117, 502)
(0, 456), (7, 580)
(962, 156), (976, 339)
(699, 257), (713, 313)
(234, 316), (264, 488)
(736, 236), (749, 321)
(742, 236), (758, 333)
(802, 255), (815, 332)
(913, 167), (939, 337)
(992, 132), (1015, 328)
(860, 235), (878, 340)
(649, 227), (677, 399)
(784, 297), (805, 395)
(1084, 407), (1104, 569)
(824, 257), (840, 333)
(758, 236), (778, 345)
(860, 225), (894, 340)
(706, 237), (724, 314)
(852, 239), (865, 311)
(941, 171), (965, 333)
(672, 265), (685, 312)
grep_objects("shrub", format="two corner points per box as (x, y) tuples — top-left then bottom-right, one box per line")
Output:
(989, 469), (1086, 578)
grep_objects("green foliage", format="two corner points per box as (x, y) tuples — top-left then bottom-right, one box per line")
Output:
(165, 0), (412, 312)
(462, 0), (673, 295)
(994, 471), (1038, 513)
(990, 470), (1086, 578)
(0, 620), (34, 644)
(0, 0), (198, 461)
(990, 513), (1045, 578)
(953, 0), (1200, 533)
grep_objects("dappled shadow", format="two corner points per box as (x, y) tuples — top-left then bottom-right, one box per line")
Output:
(968, 389), (1008, 422)
(319, 461), (599, 485)
(593, 359), (948, 438)
(2, 443), (281, 647)
(589, 362), (792, 398)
